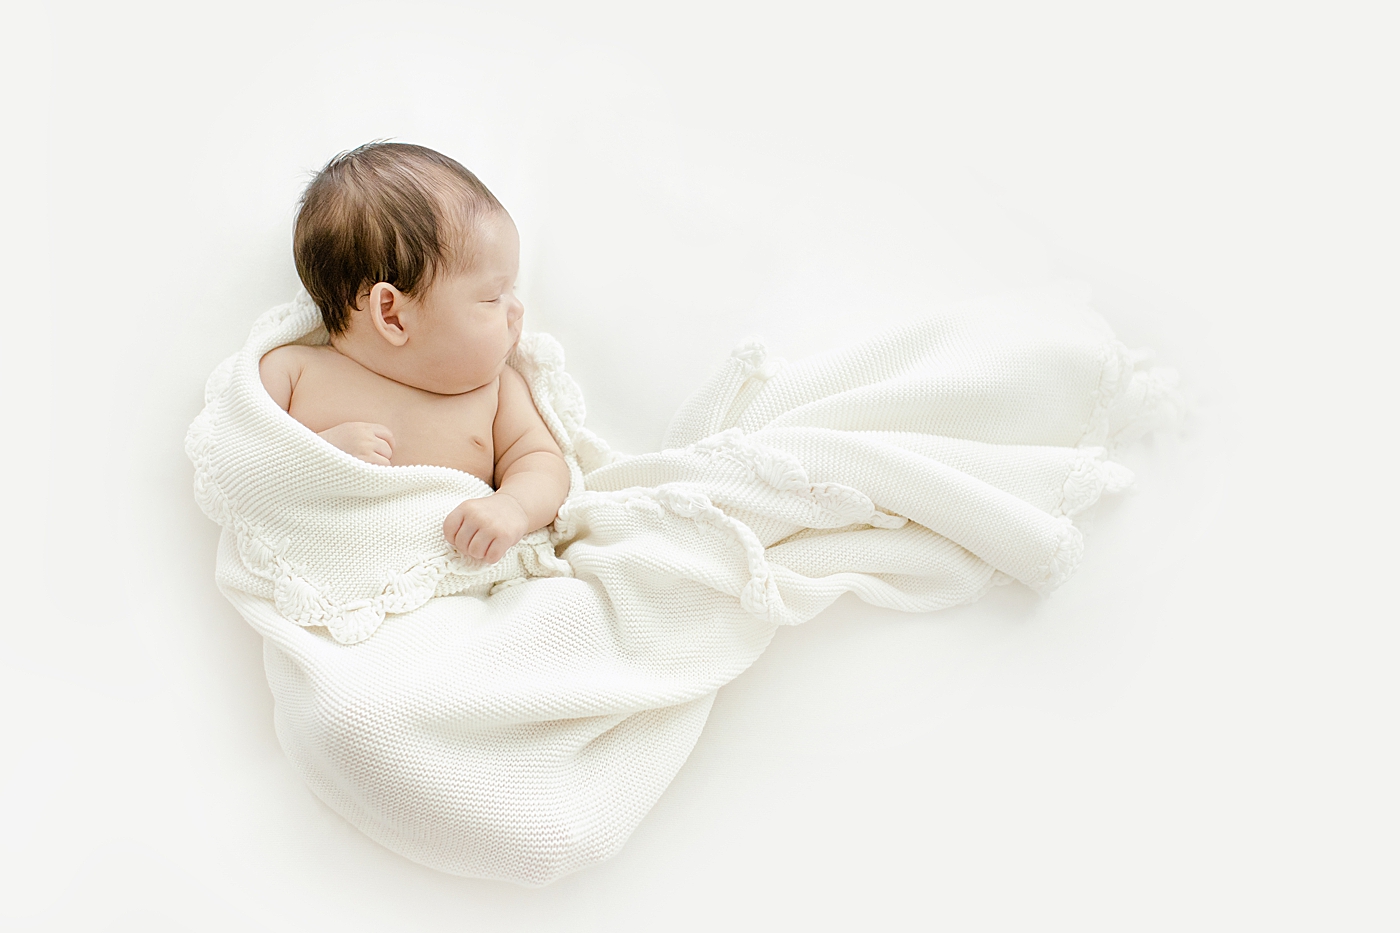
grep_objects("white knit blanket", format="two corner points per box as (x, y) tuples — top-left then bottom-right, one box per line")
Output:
(188, 285), (1178, 884)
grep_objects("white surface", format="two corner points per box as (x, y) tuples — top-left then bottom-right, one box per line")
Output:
(4, 1), (1395, 929)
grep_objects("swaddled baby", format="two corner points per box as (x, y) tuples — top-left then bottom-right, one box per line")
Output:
(260, 142), (570, 565)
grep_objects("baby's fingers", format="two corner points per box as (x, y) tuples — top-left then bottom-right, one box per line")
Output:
(483, 537), (511, 565)
(450, 521), (479, 557)
(368, 424), (395, 448)
(466, 528), (494, 562)
(444, 508), (466, 542)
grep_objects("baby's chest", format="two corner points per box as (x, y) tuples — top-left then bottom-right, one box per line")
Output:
(292, 378), (497, 482)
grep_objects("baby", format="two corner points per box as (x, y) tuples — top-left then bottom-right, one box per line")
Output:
(260, 142), (570, 565)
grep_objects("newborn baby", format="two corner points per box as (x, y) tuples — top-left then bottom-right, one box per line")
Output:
(260, 142), (570, 565)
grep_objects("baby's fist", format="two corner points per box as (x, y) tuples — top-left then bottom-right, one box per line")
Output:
(444, 493), (530, 565)
(319, 422), (394, 465)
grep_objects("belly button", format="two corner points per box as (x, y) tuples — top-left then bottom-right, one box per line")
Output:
(472, 436), (487, 448)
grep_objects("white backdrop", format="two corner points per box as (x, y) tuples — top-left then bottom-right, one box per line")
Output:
(4, 1), (1396, 929)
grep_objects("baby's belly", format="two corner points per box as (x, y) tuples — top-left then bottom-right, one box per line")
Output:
(389, 426), (495, 484)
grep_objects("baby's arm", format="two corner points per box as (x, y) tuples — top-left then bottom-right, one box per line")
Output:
(443, 365), (570, 564)
(492, 365), (571, 530)
(259, 346), (395, 465)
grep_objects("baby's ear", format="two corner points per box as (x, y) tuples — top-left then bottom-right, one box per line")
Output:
(366, 282), (410, 347)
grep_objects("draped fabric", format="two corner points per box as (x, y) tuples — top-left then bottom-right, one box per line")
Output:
(189, 285), (1178, 884)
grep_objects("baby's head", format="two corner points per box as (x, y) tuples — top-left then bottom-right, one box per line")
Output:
(294, 142), (523, 394)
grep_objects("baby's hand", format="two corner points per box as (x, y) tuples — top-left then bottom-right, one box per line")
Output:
(444, 493), (530, 565)
(318, 422), (394, 465)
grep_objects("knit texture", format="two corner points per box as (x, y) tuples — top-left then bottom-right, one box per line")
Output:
(188, 284), (1179, 884)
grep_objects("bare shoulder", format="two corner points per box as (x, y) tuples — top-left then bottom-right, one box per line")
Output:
(258, 343), (333, 410)
(494, 365), (541, 429)
(493, 365), (558, 452)
(496, 362), (534, 406)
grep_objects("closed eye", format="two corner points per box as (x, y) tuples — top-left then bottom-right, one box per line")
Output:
(483, 284), (515, 304)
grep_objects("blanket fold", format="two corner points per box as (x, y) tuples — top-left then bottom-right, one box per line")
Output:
(189, 283), (1178, 884)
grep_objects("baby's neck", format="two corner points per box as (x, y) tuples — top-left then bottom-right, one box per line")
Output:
(328, 335), (426, 393)
(328, 333), (497, 397)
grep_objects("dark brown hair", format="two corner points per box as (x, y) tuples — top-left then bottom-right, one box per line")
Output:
(293, 142), (504, 336)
